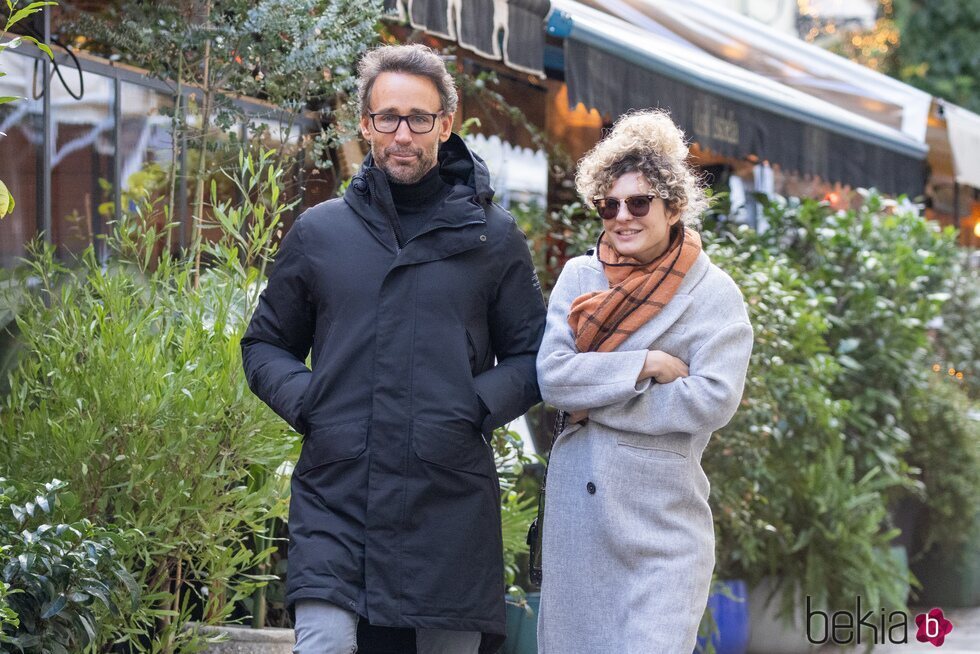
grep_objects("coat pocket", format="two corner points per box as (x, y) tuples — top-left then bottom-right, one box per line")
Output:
(412, 419), (494, 478)
(294, 418), (369, 474)
(616, 432), (690, 461)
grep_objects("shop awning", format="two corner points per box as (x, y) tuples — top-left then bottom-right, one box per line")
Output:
(385, 0), (551, 76)
(549, 0), (929, 196)
(941, 101), (980, 190)
(580, 0), (933, 144)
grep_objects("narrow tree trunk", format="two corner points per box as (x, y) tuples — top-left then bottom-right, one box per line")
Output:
(192, 0), (213, 288)
(165, 54), (185, 256)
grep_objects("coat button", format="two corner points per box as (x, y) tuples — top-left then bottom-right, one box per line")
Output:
(586, 482), (596, 495)
(480, 234), (487, 242)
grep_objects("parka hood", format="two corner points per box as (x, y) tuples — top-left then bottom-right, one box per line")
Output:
(344, 133), (496, 259)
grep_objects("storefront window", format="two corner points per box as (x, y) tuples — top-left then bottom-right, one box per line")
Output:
(49, 65), (112, 259)
(0, 55), (41, 268)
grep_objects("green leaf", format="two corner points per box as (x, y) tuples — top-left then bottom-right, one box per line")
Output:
(40, 594), (67, 619)
(19, 35), (53, 59)
(113, 567), (140, 611)
(7, 3), (58, 30)
(0, 179), (11, 217)
(76, 612), (96, 642)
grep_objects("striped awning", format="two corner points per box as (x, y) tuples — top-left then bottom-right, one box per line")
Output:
(385, 0), (551, 76)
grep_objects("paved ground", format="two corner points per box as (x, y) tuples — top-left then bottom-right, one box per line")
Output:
(816, 607), (980, 653)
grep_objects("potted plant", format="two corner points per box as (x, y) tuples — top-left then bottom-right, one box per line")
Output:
(696, 579), (750, 654)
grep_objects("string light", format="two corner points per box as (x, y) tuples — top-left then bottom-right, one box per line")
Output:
(797, 0), (899, 71)
(933, 362), (970, 383)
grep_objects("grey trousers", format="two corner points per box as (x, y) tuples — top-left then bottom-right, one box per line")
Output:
(293, 600), (481, 654)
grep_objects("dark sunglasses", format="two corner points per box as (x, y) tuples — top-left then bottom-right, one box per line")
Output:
(591, 193), (665, 221)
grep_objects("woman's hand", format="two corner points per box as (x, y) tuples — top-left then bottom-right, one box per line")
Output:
(639, 350), (689, 384)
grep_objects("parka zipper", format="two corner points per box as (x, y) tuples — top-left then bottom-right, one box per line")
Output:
(385, 213), (403, 252)
(363, 171), (404, 252)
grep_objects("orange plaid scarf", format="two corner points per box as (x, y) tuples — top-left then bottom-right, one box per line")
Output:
(568, 226), (702, 353)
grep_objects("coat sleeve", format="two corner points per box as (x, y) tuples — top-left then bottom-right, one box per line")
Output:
(240, 218), (316, 435)
(472, 220), (547, 437)
(535, 260), (650, 413)
(588, 320), (753, 435)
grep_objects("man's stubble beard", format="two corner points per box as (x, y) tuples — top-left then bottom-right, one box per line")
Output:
(371, 139), (439, 185)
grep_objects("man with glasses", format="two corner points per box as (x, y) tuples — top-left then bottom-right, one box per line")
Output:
(241, 43), (546, 654)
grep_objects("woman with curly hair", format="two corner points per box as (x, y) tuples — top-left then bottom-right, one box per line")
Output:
(535, 109), (753, 652)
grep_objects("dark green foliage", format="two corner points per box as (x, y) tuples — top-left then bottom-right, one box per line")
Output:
(700, 191), (964, 619)
(63, 0), (383, 132)
(0, 479), (138, 653)
(715, 192), (958, 482)
(932, 251), (980, 400)
(904, 377), (980, 555)
(890, 0), (980, 113)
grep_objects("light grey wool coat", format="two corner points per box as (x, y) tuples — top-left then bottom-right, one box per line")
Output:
(535, 247), (753, 654)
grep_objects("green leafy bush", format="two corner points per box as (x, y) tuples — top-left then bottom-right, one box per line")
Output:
(704, 242), (847, 584)
(904, 377), (980, 555)
(0, 478), (138, 653)
(492, 427), (538, 593)
(697, 191), (961, 620)
(0, 151), (297, 652)
(724, 192), (958, 483)
(931, 251), (980, 400)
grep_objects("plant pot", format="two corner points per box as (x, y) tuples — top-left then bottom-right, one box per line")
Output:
(193, 624), (294, 653)
(746, 578), (818, 654)
(503, 592), (540, 654)
(697, 580), (750, 654)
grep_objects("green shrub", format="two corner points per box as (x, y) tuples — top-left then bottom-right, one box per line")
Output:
(704, 241), (847, 586)
(720, 193), (959, 483)
(0, 151), (296, 652)
(904, 376), (980, 555)
(931, 251), (980, 400)
(698, 191), (958, 619)
(0, 478), (138, 653)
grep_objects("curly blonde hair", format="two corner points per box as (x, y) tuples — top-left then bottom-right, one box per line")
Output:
(575, 110), (708, 227)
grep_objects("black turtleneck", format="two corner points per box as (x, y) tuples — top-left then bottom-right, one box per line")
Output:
(388, 165), (451, 243)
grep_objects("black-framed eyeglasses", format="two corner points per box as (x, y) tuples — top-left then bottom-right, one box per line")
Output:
(368, 112), (443, 134)
(592, 193), (665, 221)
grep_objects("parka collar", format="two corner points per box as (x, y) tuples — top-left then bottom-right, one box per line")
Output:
(344, 134), (495, 267)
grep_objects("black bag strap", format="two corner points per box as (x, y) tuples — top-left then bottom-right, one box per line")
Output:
(527, 409), (565, 585)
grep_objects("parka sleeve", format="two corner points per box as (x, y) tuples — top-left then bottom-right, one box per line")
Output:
(471, 220), (546, 437)
(588, 320), (753, 435)
(240, 218), (316, 435)
(535, 259), (650, 412)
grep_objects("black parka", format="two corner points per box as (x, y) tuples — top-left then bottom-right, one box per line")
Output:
(241, 135), (546, 651)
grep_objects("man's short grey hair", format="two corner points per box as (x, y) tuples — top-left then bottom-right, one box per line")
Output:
(356, 44), (459, 116)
